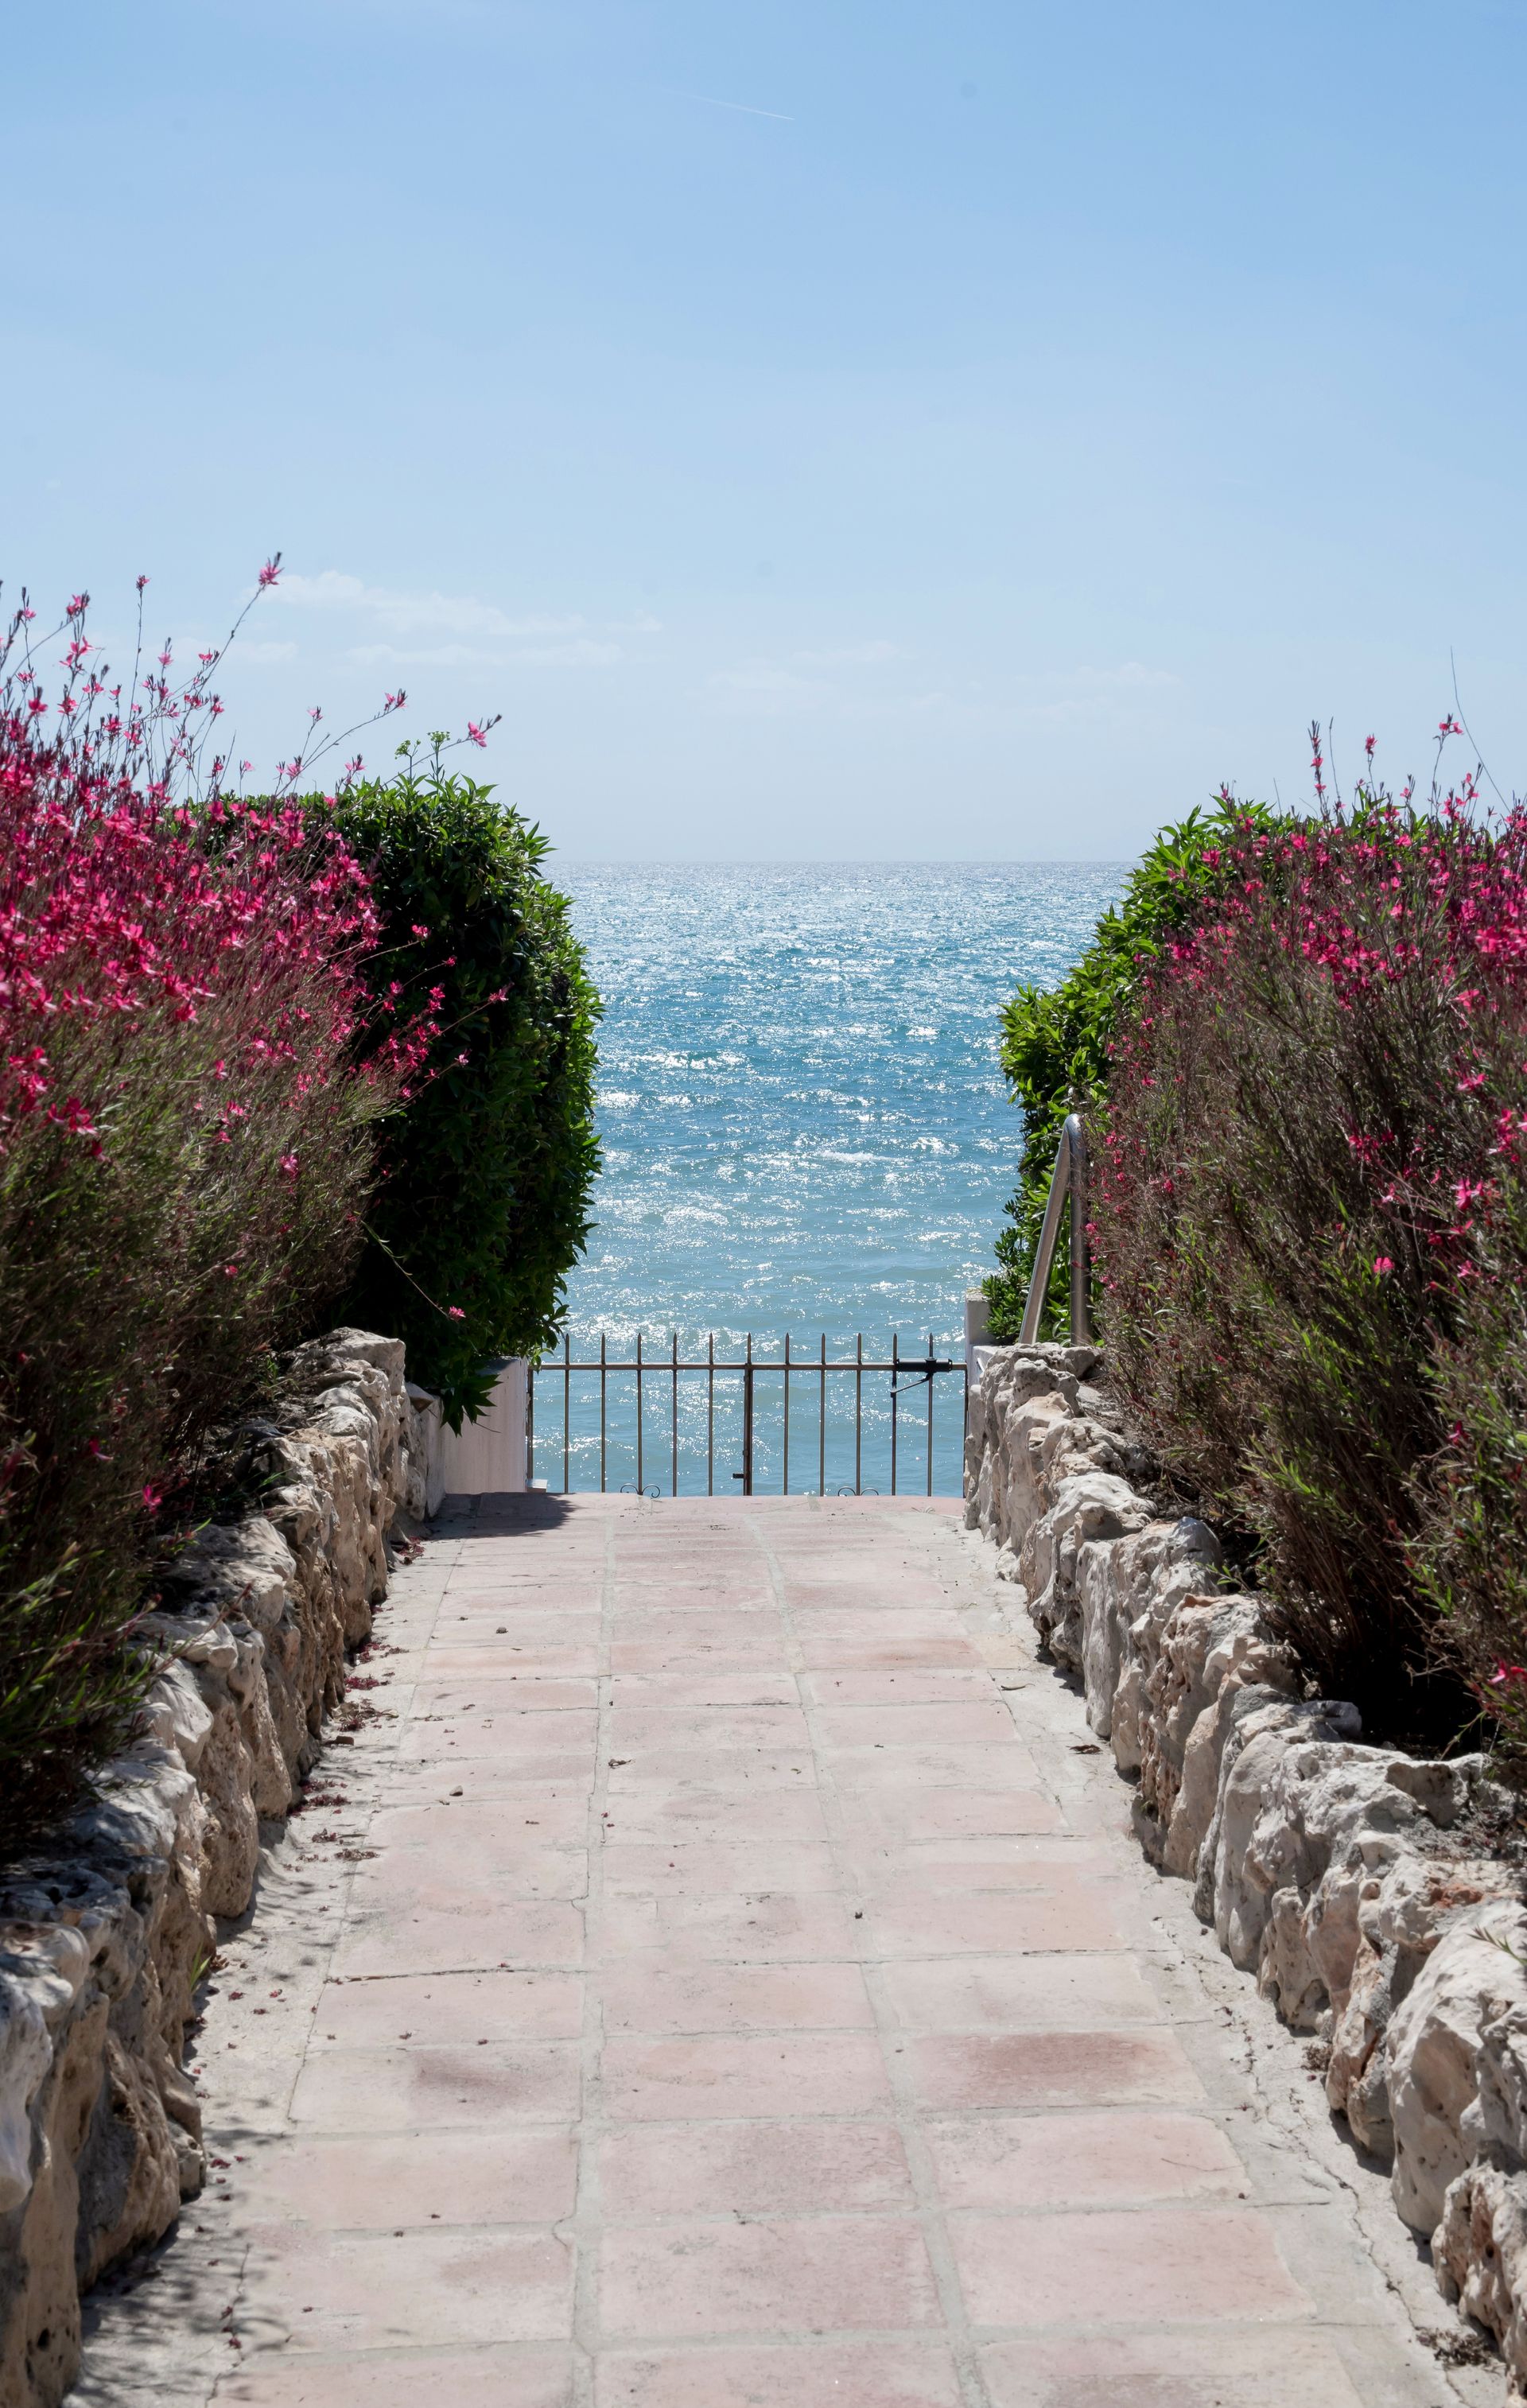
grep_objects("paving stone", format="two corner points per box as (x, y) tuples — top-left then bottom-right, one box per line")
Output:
(597, 2214), (942, 2337)
(73, 1494), (1476, 2408)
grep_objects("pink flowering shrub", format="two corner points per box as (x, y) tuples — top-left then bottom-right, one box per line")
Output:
(0, 588), (437, 1848)
(1094, 755), (1527, 1753)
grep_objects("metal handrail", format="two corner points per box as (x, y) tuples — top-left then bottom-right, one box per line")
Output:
(1018, 1111), (1092, 1346)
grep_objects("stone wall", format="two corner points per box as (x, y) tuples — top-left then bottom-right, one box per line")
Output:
(966, 1340), (1527, 2394)
(0, 1330), (443, 2408)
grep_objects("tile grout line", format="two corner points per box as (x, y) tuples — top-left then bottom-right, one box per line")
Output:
(206, 1521), (467, 2390)
(569, 1503), (619, 2403)
(750, 1505), (999, 2408)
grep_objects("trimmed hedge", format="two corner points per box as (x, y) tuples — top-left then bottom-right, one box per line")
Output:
(984, 798), (1284, 1339)
(326, 767), (600, 1427)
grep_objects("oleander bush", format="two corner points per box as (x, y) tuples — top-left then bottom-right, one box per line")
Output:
(1092, 763), (1527, 1750)
(0, 584), (433, 1849)
(324, 759), (600, 1427)
(984, 796), (1286, 1339)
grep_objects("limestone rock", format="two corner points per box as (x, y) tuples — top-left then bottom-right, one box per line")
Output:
(963, 1334), (1527, 2376)
(1389, 1903), (1527, 2235)
(1436, 2162), (1527, 2393)
(0, 1326), (422, 2408)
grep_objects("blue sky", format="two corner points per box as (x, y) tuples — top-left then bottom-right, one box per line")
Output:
(6, 0), (1525, 859)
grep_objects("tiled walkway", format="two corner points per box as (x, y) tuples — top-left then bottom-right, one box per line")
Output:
(80, 1495), (1469, 2406)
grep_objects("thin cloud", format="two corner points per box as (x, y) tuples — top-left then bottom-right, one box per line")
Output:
(707, 655), (942, 720)
(271, 569), (586, 642)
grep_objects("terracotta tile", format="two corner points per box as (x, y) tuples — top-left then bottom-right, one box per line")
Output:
(950, 2205), (1309, 2327)
(289, 2041), (580, 2129)
(369, 1794), (590, 1849)
(221, 2348), (575, 2408)
(235, 2126), (577, 2227)
(595, 2344), (960, 2406)
(599, 2216), (940, 2338)
(612, 1581), (775, 1610)
(346, 1848), (588, 1902)
(786, 1585), (954, 1612)
(333, 1898), (582, 1978)
(609, 1610), (774, 1645)
(823, 1744), (1044, 1792)
(598, 2119), (912, 2216)
(310, 1969), (584, 2047)
(796, 1609), (971, 1644)
(909, 2030), (1203, 2111)
(382, 1757), (596, 1805)
(882, 1956), (1164, 2030)
(601, 1960), (873, 2034)
(848, 1839), (1113, 1893)
(924, 2111), (1243, 2208)
(600, 1892), (859, 1963)
(979, 2329), (1364, 2407)
(600, 1791), (831, 1847)
(801, 1668), (1001, 1705)
(814, 1702), (1016, 1748)
(422, 1646), (601, 1680)
(401, 1711), (599, 1763)
(606, 1707), (811, 1752)
(604, 1750), (817, 1792)
(837, 1789), (1063, 1842)
(798, 1635), (983, 1671)
(412, 1677), (599, 1713)
(602, 1843), (839, 1896)
(864, 1890), (1127, 1956)
(611, 1637), (783, 1674)
(611, 1672), (800, 1708)
(603, 2033), (891, 2120)
(236, 2223), (571, 2349)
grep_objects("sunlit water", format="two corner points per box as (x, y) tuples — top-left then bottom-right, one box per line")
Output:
(542, 864), (1122, 1496)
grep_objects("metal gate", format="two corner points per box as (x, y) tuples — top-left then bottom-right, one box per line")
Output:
(527, 1333), (967, 1499)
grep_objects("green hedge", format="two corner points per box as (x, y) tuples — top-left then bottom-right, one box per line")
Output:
(985, 798), (1285, 1339)
(326, 767), (600, 1426)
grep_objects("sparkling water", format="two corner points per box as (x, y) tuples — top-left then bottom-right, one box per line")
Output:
(546, 863), (1122, 1496)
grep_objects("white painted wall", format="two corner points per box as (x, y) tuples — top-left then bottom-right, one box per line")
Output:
(436, 1360), (530, 1495)
(964, 1288), (993, 1381)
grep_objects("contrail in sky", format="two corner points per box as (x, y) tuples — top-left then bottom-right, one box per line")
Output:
(672, 89), (795, 121)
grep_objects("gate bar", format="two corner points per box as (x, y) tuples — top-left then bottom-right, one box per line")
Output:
(530, 1334), (966, 1498)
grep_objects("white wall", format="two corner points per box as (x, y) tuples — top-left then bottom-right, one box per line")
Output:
(437, 1360), (530, 1495)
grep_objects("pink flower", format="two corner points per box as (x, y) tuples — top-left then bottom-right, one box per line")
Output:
(447, 1306), (466, 1320)
(142, 1482), (163, 1513)
(467, 721), (488, 749)
(1373, 1257), (1395, 1276)
(258, 557), (282, 588)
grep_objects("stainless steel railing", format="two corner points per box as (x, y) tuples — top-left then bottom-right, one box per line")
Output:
(1018, 1111), (1092, 1346)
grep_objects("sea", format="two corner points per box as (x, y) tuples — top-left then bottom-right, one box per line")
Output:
(543, 864), (1124, 1497)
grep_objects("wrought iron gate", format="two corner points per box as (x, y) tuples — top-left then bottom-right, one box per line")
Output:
(527, 1333), (967, 1499)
